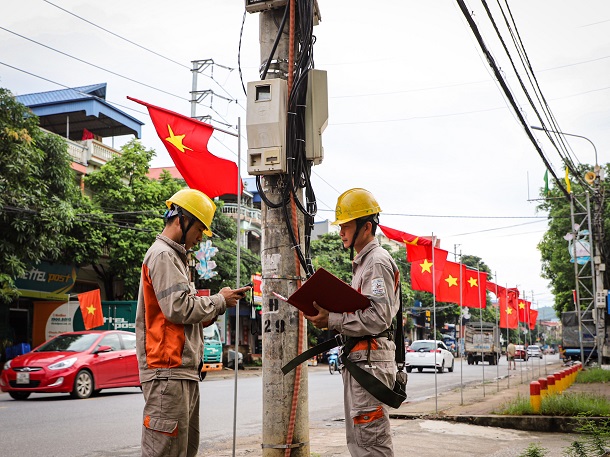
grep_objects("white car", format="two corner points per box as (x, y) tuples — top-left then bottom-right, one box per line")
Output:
(527, 345), (543, 359)
(405, 340), (455, 373)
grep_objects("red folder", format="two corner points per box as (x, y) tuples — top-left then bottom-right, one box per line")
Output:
(274, 268), (370, 316)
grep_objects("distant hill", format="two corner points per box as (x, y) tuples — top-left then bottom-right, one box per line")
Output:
(537, 306), (559, 321)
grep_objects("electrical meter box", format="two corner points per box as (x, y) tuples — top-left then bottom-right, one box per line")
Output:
(245, 0), (321, 25)
(245, 0), (287, 13)
(305, 69), (328, 166)
(246, 78), (288, 175)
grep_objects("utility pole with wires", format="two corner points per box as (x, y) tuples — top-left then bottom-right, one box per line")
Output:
(190, 59), (236, 124)
(246, 2), (325, 456)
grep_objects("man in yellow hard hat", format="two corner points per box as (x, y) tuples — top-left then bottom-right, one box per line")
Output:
(306, 188), (401, 457)
(135, 188), (251, 457)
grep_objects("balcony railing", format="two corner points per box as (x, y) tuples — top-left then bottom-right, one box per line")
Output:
(222, 203), (261, 225)
(64, 136), (121, 166)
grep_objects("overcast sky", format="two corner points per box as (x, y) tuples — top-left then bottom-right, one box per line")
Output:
(3, 1), (610, 310)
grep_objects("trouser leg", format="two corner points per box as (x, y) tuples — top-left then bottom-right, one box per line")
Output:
(141, 379), (200, 457)
(342, 361), (395, 457)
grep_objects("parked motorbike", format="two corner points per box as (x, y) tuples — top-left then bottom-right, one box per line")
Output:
(328, 349), (341, 375)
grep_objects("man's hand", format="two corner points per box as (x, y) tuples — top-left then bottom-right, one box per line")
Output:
(304, 302), (329, 329)
(219, 285), (252, 308)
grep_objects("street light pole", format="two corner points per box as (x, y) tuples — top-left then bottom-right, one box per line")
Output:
(530, 125), (598, 166)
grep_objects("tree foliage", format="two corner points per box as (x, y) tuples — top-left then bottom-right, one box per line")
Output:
(194, 200), (261, 292)
(84, 140), (182, 300)
(0, 88), (92, 304)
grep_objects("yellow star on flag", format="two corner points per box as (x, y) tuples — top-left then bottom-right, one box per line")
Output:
(404, 237), (419, 245)
(506, 307), (513, 315)
(445, 275), (458, 287)
(87, 305), (97, 315)
(467, 277), (478, 287)
(518, 301), (525, 309)
(165, 124), (193, 153)
(420, 259), (433, 273)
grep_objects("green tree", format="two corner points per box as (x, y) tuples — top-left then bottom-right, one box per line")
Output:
(0, 88), (93, 304)
(310, 232), (352, 282)
(84, 139), (183, 299)
(194, 200), (261, 292)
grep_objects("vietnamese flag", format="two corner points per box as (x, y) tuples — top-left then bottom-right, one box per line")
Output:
(517, 299), (531, 323)
(409, 246), (448, 293)
(436, 261), (462, 304)
(462, 269), (487, 308)
(128, 97), (242, 198)
(78, 290), (104, 330)
(499, 289), (519, 329)
(379, 225), (432, 246)
(529, 308), (539, 330)
(486, 281), (501, 296)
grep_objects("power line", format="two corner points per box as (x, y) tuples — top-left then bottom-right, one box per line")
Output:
(42, 0), (190, 70)
(317, 207), (551, 219)
(42, 0), (244, 108)
(455, 0), (570, 201)
(0, 61), (149, 117)
(0, 26), (189, 102)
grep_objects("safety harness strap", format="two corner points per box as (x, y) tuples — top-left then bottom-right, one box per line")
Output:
(281, 280), (408, 409)
(340, 336), (406, 409)
(281, 334), (343, 375)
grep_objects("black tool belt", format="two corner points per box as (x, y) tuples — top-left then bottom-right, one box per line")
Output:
(282, 329), (406, 409)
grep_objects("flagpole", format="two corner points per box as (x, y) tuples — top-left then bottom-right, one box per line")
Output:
(231, 117), (242, 457)
(477, 266), (485, 398)
(519, 290), (523, 384)
(505, 284), (510, 389)
(431, 234), (438, 415)
(494, 272), (499, 392)
(459, 252), (464, 405)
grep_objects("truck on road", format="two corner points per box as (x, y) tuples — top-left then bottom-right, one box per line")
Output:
(200, 323), (223, 380)
(561, 310), (596, 363)
(464, 321), (501, 365)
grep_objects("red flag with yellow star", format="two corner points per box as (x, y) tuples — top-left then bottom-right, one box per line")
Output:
(128, 97), (242, 198)
(499, 289), (519, 329)
(436, 261), (463, 304)
(517, 299), (531, 323)
(409, 246), (448, 293)
(462, 269), (487, 308)
(528, 308), (538, 330)
(379, 225), (432, 246)
(78, 290), (104, 330)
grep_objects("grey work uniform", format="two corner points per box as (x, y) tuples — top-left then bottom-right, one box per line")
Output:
(136, 235), (227, 457)
(327, 238), (400, 457)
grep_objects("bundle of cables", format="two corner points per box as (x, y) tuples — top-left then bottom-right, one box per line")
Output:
(256, 0), (318, 279)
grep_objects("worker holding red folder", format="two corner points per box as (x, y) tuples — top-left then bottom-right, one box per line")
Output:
(306, 188), (401, 457)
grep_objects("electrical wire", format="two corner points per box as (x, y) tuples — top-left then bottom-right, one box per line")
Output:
(43, 0), (243, 107)
(0, 61), (150, 116)
(0, 26), (189, 102)
(42, 0), (190, 69)
(491, 0), (587, 187)
(455, 0), (570, 201)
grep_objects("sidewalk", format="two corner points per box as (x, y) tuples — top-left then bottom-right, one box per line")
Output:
(201, 358), (587, 456)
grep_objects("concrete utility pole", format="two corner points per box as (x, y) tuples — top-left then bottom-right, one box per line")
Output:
(259, 7), (310, 457)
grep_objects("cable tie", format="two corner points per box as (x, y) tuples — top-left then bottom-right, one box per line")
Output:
(261, 441), (308, 449)
(262, 275), (307, 281)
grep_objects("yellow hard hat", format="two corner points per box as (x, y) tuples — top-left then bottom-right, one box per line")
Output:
(166, 188), (216, 237)
(332, 188), (382, 225)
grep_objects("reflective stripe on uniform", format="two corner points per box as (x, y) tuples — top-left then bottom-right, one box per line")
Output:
(144, 415), (179, 437)
(353, 405), (384, 425)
